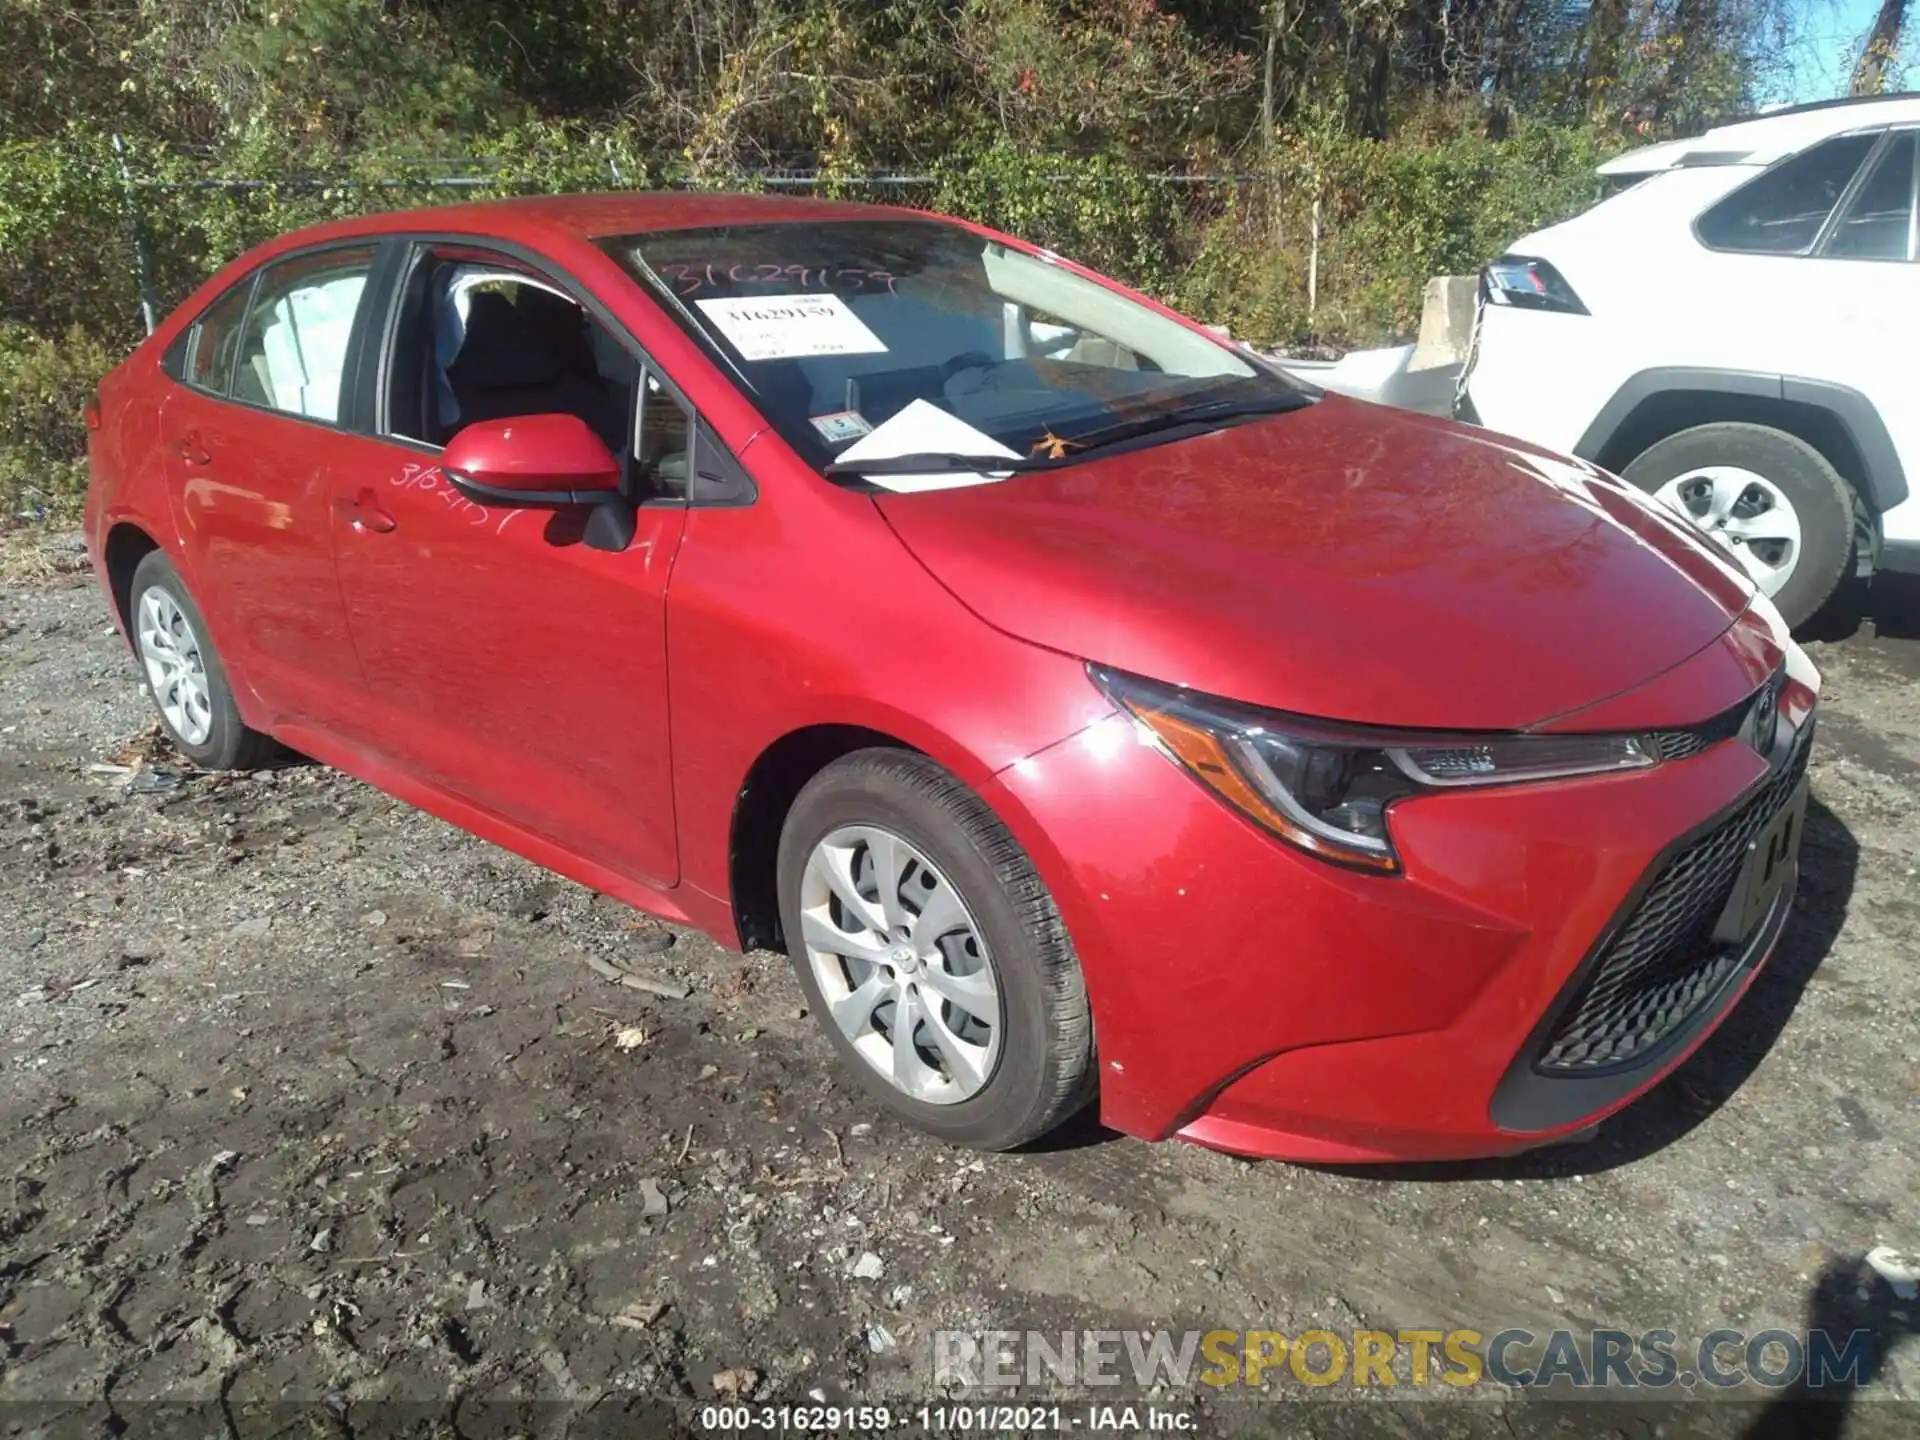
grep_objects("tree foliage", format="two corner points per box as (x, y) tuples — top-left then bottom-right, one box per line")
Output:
(0, 0), (1888, 517)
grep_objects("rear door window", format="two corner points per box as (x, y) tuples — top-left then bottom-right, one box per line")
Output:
(231, 246), (377, 423)
(1696, 132), (1881, 255)
(1822, 133), (1917, 261)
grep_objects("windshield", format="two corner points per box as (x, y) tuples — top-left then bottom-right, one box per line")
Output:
(603, 218), (1308, 478)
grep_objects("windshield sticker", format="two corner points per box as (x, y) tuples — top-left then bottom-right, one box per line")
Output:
(836, 399), (1022, 494)
(693, 293), (889, 360)
(809, 409), (874, 444)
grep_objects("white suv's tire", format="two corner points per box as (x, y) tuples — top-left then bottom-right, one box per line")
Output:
(1622, 422), (1853, 630)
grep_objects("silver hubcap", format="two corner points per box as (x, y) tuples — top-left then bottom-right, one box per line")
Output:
(136, 586), (214, 746)
(799, 825), (1002, 1105)
(1653, 467), (1802, 597)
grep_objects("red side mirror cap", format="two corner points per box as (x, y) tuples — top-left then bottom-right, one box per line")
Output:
(443, 414), (622, 506)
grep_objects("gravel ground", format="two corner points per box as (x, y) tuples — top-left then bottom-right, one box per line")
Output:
(1, 541), (1917, 1437)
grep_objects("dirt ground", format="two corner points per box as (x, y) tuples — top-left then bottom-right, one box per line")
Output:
(1, 533), (1917, 1437)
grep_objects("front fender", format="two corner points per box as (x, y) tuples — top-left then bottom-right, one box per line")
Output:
(1575, 366), (1908, 514)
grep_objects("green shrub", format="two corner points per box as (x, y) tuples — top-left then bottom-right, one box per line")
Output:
(1170, 190), (1314, 353)
(0, 324), (120, 521)
(932, 141), (1191, 295)
(0, 112), (1621, 529)
(1175, 118), (1611, 351)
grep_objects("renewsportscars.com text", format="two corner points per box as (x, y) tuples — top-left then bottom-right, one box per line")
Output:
(932, 1327), (1877, 1392)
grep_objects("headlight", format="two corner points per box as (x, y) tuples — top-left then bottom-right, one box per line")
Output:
(1481, 255), (1588, 314)
(1090, 667), (1657, 873)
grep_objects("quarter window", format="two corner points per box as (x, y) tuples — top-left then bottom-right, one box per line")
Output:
(638, 370), (692, 499)
(231, 246), (376, 423)
(1823, 133), (1917, 261)
(186, 282), (254, 395)
(1697, 132), (1880, 255)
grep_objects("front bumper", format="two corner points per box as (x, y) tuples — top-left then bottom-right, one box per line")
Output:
(1456, 300), (1611, 458)
(982, 614), (1818, 1164)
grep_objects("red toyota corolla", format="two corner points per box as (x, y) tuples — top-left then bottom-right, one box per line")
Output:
(83, 194), (1818, 1162)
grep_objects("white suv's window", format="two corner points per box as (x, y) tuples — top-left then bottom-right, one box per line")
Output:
(1824, 133), (1917, 261)
(1696, 132), (1879, 255)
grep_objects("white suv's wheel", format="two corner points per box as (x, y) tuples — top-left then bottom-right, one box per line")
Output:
(1649, 467), (1802, 593)
(1623, 422), (1854, 630)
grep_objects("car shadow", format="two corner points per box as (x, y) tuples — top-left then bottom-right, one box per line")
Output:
(1739, 1254), (1918, 1437)
(1312, 793), (1859, 1183)
(1017, 1101), (1127, 1154)
(1800, 571), (1920, 645)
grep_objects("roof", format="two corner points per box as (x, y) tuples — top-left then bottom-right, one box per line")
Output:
(315, 190), (927, 244)
(1597, 92), (1920, 176)
(1749, 90), (1920, 121)
(157, 190), (953, 342)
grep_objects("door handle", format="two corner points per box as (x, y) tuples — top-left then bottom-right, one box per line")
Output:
(177, 434), (212, 466)
(335, 489), (397, 535)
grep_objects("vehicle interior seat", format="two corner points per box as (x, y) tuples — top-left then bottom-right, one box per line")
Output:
(1062, 335), (1139, 370)
(516, 286), (603, 385)
(444, 291), (627, 456)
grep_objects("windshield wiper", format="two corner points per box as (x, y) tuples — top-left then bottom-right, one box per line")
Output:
(822, 392), (1315, 478)
(824, 452), (1053, 477)
(1065, 392), (1315, 456)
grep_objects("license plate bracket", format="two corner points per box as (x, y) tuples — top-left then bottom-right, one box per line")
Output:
(1713, 778), (1808, 946)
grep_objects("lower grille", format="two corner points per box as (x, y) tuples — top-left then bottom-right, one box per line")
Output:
(1535, 724), (1812, 1076)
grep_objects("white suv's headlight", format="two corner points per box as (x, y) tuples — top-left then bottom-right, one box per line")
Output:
(1482, 255), (1589, 315)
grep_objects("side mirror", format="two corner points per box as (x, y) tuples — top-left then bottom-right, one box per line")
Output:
(443, 414), (622, 506)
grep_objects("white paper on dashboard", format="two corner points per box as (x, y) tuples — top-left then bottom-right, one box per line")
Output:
(834, 399), (1023, 493)
(693, 293), (887, 361)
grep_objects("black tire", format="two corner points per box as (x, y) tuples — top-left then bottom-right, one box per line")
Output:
(1622, 422), (1854, 630)
(776, 749), (1095, 1150)
(127, 550), (277, 770)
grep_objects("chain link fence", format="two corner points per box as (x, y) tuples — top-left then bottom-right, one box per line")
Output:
(9, 127), (1601, 517)
(3, 140), (1288, 519)
(98, 153), (1255, 343)
(16, 126), (1583, 354)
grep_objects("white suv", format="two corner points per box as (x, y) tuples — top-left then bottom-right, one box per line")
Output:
(1463, 93), (1919, 628)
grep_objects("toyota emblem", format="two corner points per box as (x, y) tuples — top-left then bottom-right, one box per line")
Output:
(1751, 677), (1780, 755)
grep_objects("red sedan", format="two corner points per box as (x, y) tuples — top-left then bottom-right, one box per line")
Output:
(83, 194), (1819, 1162)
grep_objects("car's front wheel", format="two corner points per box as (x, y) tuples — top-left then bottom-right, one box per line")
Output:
(128, 550), (276, 770)
(1622, 422), (1854, 629)
(776, 749), (1095, 1150)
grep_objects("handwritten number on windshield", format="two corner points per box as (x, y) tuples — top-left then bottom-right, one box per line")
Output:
(655, 262), (898, 297)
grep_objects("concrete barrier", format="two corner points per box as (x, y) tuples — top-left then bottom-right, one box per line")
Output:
(1268, 273), (1475, 418)
(1411, 274), (1477, 372)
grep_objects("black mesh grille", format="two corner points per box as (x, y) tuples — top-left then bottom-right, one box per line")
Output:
(1535, 724), (1812, 1076)
(1649, 691), (1754, 763)
(1653, 730), (1708, 761)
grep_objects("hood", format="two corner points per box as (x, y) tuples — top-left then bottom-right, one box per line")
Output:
(873, 396), (1755, 730)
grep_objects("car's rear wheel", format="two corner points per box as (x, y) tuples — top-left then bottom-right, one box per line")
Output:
(128, 550), (276, 770)
(1622, 422), (1853, 629)
(776, 749), (1094, 1150)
